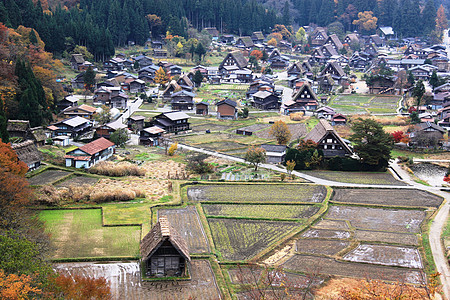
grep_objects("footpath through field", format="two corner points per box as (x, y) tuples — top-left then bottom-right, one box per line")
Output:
(177, 143), (450, 299)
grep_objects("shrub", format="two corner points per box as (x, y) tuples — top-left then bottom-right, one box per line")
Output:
(280, 173), (286, 181)
(289, 112), (304, 121)
(168, 142), (178, 156)
(88, 161), (146, 177)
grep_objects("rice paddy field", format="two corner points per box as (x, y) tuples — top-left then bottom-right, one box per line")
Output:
(302, 170), (406, 185)
(187, 184), (327, 203)
(330, 94), (401, 115)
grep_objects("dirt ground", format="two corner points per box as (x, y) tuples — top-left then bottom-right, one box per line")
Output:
(355, 230), (419, 246)
(28, 169), (71, 185)
(55, 175), (99, 188)
(326, 206), (426, 233)
(343, 244), (422, 269)
(302, 229), (351, 239)
(158, 206), (210, 254)
(282, 255), (422, 284)
(296, 239), (350, 256)
(53, 260), (222, 300)
(332, 188), (443, 208)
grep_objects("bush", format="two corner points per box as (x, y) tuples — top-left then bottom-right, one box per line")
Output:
(168, 143), (178, 156)
(289, 112), (304, 121)
(280, 173), (286, 181)
(88, 161), (146, 177)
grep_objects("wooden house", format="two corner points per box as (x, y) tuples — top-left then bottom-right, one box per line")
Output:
(343, 33), (360, 46)
(129, 79), (146, 93)
(315, 106), (336, 120)
(251, 31), (265, 43)
(171, 90), (195, 110)
(367, 75), (396, 94)
(216, 99), (238, 120)
(409, 122), (446, 148)
(331, 113), (347, 126)
(246, 79), (275, 99)
(365, 43), (378, 56)
(63, 104), (97, 120)
(50, 116), (92, 138)
(366, 34), (384, 47)
(12, 140), (42, 171)
(283, 82), (318, 114)
(152, 111), (190, 133)
(103, 57), (124, 71)
(162, 80), (182, 100)
(287, 62), (305, 77)
(379, 26), (395, 39)
(57, 95), (79, 112)
(204, 27), (219, 37)
(71, 72), (86, 89)
(235, 36), (254, 49)
(195, 102), (209, 115)
(127, 115), (146, 132)
(303, 119), (353, 158)
(140, 216), (190, 278)
(95, 122), (128, 139)
(177, 74), (194, 89)
(320, 44), (338, 58)
(7, 120), (31, 141)
(64, 137), (115, 168)
(30, 127), (46, 146)
(134, 55), (153, 68)
(70, 54), (85, 70)
(139, 126), (165, 146)
(260, 144), (286, 164)
(110, 93), (128, 109)
(138, 65), (159, 83)
(151, 40), (164, 49)
(252, 91), (280, 110)
(311, 27), (328, 46)
(404, 45), (427, 59)
(153, 49), (168, 58)
(324, 34), (343, 51)
(219, 51), (248, 75)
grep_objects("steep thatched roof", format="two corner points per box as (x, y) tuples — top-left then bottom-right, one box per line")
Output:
(30, 127), (46, 143)
(12, 140), (42, 166)
(304, 119), (353, 154)
(229, 51), (248, 69)
(140, 216), (190, 262)
(7, 120), (30, 133)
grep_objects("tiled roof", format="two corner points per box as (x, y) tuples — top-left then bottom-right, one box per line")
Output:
(78, 137), (115, 155)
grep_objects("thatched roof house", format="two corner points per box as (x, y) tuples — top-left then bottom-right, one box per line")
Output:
(12, 140), (42, 171)
(303, 119), (353, 158)
(140, 216), (190, 278)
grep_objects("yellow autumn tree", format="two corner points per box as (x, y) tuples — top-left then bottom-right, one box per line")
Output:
(154, 67), (170, 85)
(268, 38), (277, 47)
(269, 120), (292, 145)
(353, 11), (378, 33)
(0, 270), (42, 300)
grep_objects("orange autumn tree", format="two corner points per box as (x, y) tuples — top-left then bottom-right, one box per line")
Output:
(53, 273), (111, 300)
(353, 11), (378, 33)
(436, 5), (448, 33)
(0, 269), (42, 300)
(250, 49), (263, 60)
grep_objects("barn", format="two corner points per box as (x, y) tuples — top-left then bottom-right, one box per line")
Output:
(140, 216), (190, 278)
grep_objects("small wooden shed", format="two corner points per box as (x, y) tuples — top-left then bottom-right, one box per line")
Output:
(140, 216), (190, 278)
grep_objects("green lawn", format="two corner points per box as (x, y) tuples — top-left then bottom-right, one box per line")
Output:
(40, 209), (141, 259)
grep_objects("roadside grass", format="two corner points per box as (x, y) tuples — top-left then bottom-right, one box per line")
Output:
(39, 209), (141, 259)
(442, 216), (450, 250)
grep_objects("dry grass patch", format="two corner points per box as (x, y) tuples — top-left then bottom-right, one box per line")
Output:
(89, 161), (146, 177)
(93, 178), (169, 202)
(141, 160), (188, 179)
(350, 115), (409, 126)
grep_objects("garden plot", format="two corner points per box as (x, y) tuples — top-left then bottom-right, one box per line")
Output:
(302, 171), (406, 186)
(296, 239), (350, 256)
(228, 266), (263, 284)
(158, 206), (210, 254)
(28, 169), (71, 186)
(54, 260), (221, 300)
(255, 124), (308, 141)
(332, 189), (443, 207)
(355, 230), (419, 246)
(199, 141), (248, 152)
(54, 175), (98, 188)
(368, 96), (400, 114)
(282, 255), (423, 284)
(141, 160), (187, 179)
(40, 209), (140, 259)
(343, 244), (422, 269)
(237, 124), (270, 133)
(208, 218), (298, 261)
(203, 204), (320, 220)
(187, 184), (327, 203)
(302, 229), (351, 239)
(326, 206), (426, 233)
(192, 123), (232, 133)
(313, 219), (349, 230)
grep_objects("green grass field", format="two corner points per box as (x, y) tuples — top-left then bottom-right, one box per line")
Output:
(40, 209), (141, 259)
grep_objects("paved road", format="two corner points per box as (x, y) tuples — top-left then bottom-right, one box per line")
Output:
(177, 143), (450, 298)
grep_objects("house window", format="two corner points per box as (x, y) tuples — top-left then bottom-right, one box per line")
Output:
(327, 139), (332, 143)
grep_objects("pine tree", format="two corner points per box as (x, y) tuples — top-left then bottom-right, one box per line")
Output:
(422, 0), (437, 34)
(318, 0), (335, 26)
(192, 70), (204, 87)
(282, 1), (291, 26)
(83, 67), (96, 91)
(195, 43), (206, 61)
(429, 70), (440, 90)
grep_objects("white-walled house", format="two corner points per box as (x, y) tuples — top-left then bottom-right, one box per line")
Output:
(64, 137), (115, 168)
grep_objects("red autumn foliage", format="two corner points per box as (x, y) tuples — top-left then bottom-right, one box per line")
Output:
(297, 139), (318, 151)
(391, 131), (405, 143)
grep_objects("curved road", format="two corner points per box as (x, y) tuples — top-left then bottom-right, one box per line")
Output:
(177, 143), (450, 299)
